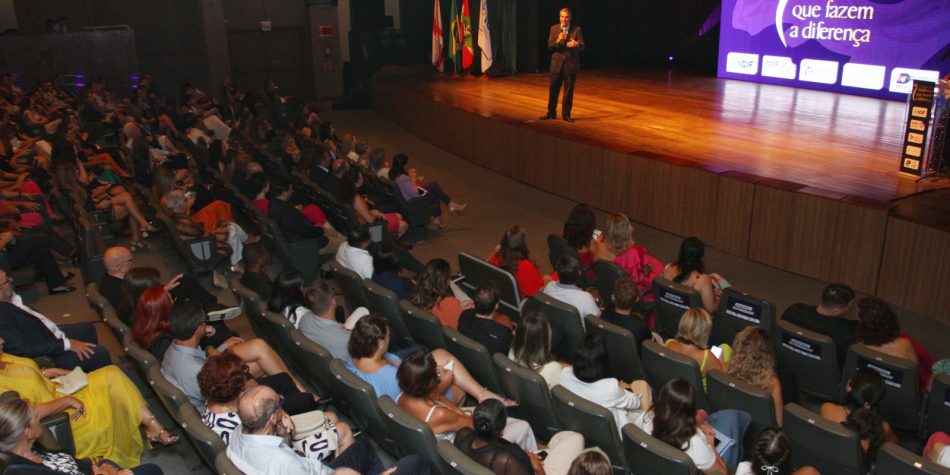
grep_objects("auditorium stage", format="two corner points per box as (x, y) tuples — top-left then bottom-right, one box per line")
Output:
(371, 67), (950, 320)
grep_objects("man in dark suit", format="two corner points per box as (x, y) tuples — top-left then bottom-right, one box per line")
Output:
(267, 178), (329, 246)
(0, 270), (111, 371)
(540, 8), (585, 123)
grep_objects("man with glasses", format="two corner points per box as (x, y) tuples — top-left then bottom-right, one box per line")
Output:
(0, 269), (111, 371)
(227, 384), (428, 475)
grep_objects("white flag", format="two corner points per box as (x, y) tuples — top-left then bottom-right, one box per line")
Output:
(477, 0), (492, 73)
(432, 0), (444, 71)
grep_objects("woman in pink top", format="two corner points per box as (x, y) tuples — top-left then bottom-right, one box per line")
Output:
(410, 258), (470, 328)
(487, 225), (551, 299)
(594, 213), (661, 294)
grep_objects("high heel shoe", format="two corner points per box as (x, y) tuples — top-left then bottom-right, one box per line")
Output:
(143, 417), (180, 446)
(449, 202), (468, 214)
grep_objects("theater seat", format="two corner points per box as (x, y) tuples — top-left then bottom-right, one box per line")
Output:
(363, 278), (416, 350)
(621, 423), (699, 475)
(330, 259), (370, 313)
(641, 340), (709, 411)
(924, 374), (950, 439)
(584, 315), (646, 382)
(399, 300), (447, 350)
(841, 344), (921, 432)
(783, 403), (865, 475)
(873, 442), (950, 475)
(437, 440), (495, 475)
(592, 260), (626, 307)
(330, 359), (399, 456)
(378, 396), (449, 474)
(706, 370), (777, 439)
(651, 277), (702, 337)
(178, 403), (226, 469)
(551, 385), (628, 475)
(710, 287), (776, 346)
(774, 319), (841, 401)
(443, 326), (504, 395)
(522, 293), (585, 361)
(493, 353), (563, 442)
(215, 451), (245, 475)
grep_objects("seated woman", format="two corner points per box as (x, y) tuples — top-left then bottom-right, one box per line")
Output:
(197, 352), (353, 461)
(163, 189), (249, 266)
(336, 168), (408, 238)
(455, 399), (584, 475)
(661, 237), (727, 313)
(488, 225), (550, 299)
(735, 428), (819, 475)
(78, 161), (157, 252)
(562, 203), (597, 270)
(664, 308), (730, 388)
(592, 213), (661, 295)
(726, 327), (784, 426)
(856, 297), (935, 391)
(820, 368), (898, 465)
(346, 314), (513, 406)
(409, 258), (471, 329)
(371, 242), (414, 300)
(509, 311), (566, 389)
(388, 153), (466, 228)
(267, 270), (311, 328)
(0, 230), (75, 295)
(131, 286), (237, 360)
(247, 172), (330, 229)
(558, 335), (653, 432)
(395, 351), (536, 450)
(0, 394), (164, 475)
(0, 337), (177, 469)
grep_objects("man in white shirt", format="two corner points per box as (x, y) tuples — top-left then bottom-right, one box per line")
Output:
(541, 254), (600, 329)
(334, 228), (373, 279)
(227, 385), (428, 475)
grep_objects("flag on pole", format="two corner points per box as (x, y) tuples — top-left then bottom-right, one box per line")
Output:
(477, 0), (492, 73)
(449, 0), (460, 73)
(460, 0), (474, 70)
(432, 0), (444, 71)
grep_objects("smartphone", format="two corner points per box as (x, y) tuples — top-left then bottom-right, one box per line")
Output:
(710, 345), (724, 359)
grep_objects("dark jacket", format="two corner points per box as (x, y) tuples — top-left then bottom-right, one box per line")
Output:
(268, 198), (327, 244)
(547, 24), (585, 74)
(0, 302), (66, 359)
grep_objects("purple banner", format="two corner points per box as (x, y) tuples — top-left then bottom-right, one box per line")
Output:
(718, 0), (950, 100)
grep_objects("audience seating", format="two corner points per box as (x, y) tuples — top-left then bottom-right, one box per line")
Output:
(492, 353), (563, 442)
(100, 306), (131, 345)
(399, 300), (447, 350)
(924, 374), (950, 439)
(783, 403), (865, 475)
(522, 293), (585, 361)
(146, 366), (190, 420)
(155, 211), (225, 275)
(362, 278), (416, 351)
(841, 344), (921, 432)
(651, 277), (702, 337)
(621, 423), (699, 475)
(286, 328), (338, 400)
(178, 403), (226, 469)
(126, 340), (160, 380)
(260, 311), (315, 393)
(592, 260), (626, 307)
(75, 216), (106, 286)
(709, 287), (776, 346)
(873, 442), (950, 475)
(256, 217), (325, 283)
(84, 282), (109, 314)
(436, 439), (495, 475)
(641, 340), (710, 411)
(229, 277), (270, 342)
(379, 176), (432, 243)
(377, 395), (450, 474)
(215, 451), (244, 475)
(774, 319), (841, 401)
(456, 252), (523, 321)
(550, 385), (628, 475)
(329, 359), (400, 456)
(584, 315), (646, 382)
(330, 259), (370, 313)
(706, 370), (777, 440)
(443, 326), (504, 395)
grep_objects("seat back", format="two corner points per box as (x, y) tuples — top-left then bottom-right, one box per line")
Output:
(706, 370), (777, 440)
(329, 359), (399, 455)
(592, 260), (626, 307)
(100, 306), (131, 344)
(85, 282), (110, 315)
(621, 423), (699, 475)
(260, 218), (322, 282)
(377, 396), (449, 474)
(841, 344), (921, 432)
(522, 293), (585, 361)
(457, 252), (522, 321)
(287, 328), (337, 400)
(651, 276), (703, 337)
(259, 311), (312, 392)
(125, 340), (159, 379)
(710, 287), (776, 346)
(551, 385), (627, 475)
(873, 442), (950, 475)
(147, 365), (190, 418)
(178, 403), (226, 469)
(492, 353), (562, 442)
(924, 374), (950, 438)
(362, 279), (415, 350)
(437, 439), (495, 475)
(229, 277), (270, 342)
(641, 340), (709, 411)
(584, 315), (646, 382)
(330, 259), (370, 313)
(215, 451), (245, 475)
(443, 326), (504, 395)
(774, 319), (841, 401)
(783, 403), (865, 475)
(399, 300), (447, 350)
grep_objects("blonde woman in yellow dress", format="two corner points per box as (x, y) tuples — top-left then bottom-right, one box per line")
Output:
(0, 337), (177, 468)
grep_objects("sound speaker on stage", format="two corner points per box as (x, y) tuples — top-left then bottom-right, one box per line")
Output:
(539, 7), (585, 123)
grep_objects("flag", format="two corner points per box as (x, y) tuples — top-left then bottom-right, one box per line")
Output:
(460, 0), (474, 69)
(449, 0), (460, 72)
(432, 0), (444, 71)
(477, 0), (492, 73)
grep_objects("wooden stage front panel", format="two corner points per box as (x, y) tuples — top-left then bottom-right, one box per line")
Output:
(371, 68), (949, 321)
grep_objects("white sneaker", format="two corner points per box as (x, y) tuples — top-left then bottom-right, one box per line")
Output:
(207, 306), (242, 322)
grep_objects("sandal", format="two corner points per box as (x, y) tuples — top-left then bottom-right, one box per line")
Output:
(143, 417), (179, 446)
(477, 390), (518, 407)
(129, 240), (153, 251)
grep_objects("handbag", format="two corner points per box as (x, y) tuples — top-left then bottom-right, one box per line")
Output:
(290, 410), (339, 461)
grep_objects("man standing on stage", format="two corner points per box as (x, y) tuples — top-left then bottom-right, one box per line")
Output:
(540, 7), (585, 123)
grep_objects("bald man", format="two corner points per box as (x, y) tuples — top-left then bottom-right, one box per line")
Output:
(100, 246), (237, 324)
(227, 385), (427, 475)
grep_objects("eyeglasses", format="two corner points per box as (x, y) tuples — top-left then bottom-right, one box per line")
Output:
(0, 277), (12, 287)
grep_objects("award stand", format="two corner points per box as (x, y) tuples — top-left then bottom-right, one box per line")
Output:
(923, 77), (950, 179)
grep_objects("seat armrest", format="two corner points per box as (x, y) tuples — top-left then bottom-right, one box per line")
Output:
(40, 412), (76, 455)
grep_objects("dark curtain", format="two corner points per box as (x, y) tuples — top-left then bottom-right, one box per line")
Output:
(488, 0), (517, 75)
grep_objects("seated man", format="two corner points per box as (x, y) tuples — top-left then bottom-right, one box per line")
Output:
(298, 282), (357, 361)
(541, 254), (601, 329)
(782, 283), (856, 367)
(458, 282), (515, 357)
(0, 270), (110, 371)
(101, 245), (238, 321)
(266, 177), (330, 246)
(334, 227), (373, 279)
(240, 242), (274, 301)
(161, 301), (317, 415)
(227, 385), (428, 475)
(601, 276), (650, 349)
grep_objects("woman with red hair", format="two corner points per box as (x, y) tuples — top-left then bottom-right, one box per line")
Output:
(131, 286), (174, 358)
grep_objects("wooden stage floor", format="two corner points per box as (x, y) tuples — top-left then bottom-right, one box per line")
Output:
(377, 67), (933, 203)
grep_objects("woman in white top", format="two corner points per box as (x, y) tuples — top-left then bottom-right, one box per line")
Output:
(558, 335), (653, 433)
(509, 311), (565, 388)
(631, 379), (727, 475)
(735, 428), (818, 475)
